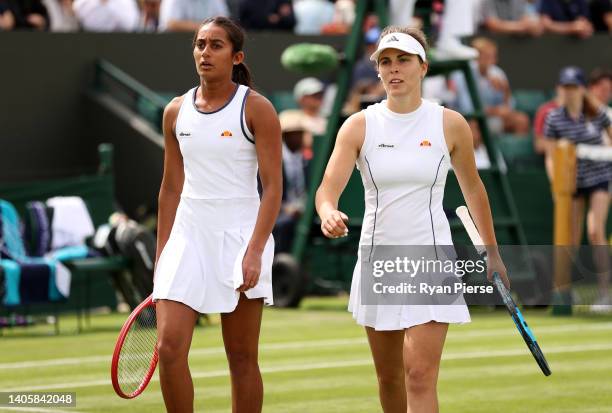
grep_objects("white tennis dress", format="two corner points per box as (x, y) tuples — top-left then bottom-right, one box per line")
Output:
(152, 84), (274, 313)
(348, 99), (471, 330)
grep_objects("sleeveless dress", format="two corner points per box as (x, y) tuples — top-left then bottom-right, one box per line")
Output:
(348, 99), (471, 330)
(152, 84), (274, 313)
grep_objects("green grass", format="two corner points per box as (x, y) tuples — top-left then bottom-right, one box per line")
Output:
(1, 297), (612, 412)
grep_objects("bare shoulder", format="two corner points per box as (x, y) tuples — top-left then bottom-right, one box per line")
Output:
(164, 95), (184, 118)
(342, 110), (366, 131)
(337, 111), (366, 152)
(243, 89), (280, 140)
(163, 95), (185, 134)
(443, 107), (470, 133)
(245, 89), (276, 114)
(442, 108), (471, 153)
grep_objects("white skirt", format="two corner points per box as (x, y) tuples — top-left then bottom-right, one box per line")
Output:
(348, 259), (471, 331)
(152, 197), (274, 313)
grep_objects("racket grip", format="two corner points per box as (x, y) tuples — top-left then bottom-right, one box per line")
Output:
(492, 272), (504, 289)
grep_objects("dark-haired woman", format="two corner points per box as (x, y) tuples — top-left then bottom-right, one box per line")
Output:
(152, 17), (282, 413)
(316, 25), (508, 412)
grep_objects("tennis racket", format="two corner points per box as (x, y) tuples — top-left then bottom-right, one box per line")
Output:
(111, 295), (159, 398)
(455, 206), (552, 376)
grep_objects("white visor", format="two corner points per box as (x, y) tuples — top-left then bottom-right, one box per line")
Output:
(369, 32), (427, 63)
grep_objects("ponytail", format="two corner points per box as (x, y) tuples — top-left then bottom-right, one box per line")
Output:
(233, 62), (253, 88)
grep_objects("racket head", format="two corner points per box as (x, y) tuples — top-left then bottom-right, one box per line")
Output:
(528, 341), (552, 376)
(111, 295), (159, 399)
(513, 308), (552, 376)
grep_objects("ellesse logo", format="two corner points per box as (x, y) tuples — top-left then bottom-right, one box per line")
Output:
(419, 140), (432, 147)
(220, 130), (233, 137)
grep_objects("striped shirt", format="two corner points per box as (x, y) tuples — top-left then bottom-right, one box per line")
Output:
(544, 107), (612, 188)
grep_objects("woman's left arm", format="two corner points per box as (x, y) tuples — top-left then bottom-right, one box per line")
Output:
(445, 109), (510, 288)
(240, 92), (283, 292)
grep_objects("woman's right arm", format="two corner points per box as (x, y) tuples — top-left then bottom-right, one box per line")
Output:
(155, 97), (185, 266)
(315, 112), (365, 238)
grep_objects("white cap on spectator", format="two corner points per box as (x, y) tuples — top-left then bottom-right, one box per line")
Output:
(369, 32), (427, 63)
(279, 110), (307, 133)
(293, 77), (325, 101)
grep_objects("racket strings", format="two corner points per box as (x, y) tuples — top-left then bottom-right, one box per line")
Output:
(117, 306), (158, 395)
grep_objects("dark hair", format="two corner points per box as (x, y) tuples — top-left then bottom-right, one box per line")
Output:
(192, 16), (253, 88)
(379, 25), (429, 62)
(588, 67), (612, 87)
(583, 95), (600, 119)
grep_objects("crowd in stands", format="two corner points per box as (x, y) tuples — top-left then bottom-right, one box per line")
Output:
(2, 1), (609, 261)
(0, 0), (355, 32)
(272, 1), (610, 251)
(0, 0), (608, 34)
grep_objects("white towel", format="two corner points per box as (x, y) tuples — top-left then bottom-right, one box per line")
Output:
(47, 196), (95, 249)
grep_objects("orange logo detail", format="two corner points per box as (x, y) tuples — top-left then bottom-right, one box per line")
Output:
(419, 140), (431, 147)
(221, 130), (233, 137)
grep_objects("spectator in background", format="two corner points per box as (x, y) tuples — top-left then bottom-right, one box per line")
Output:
(351, 27), (380, 88)
(588, 68), (612, 143)
(6, 0), (49, 30)
(540, 0), (593, 38)
(293, 0), (334, 35)
(293, 77), (327, 136)
(73, 0), (139, 31)
(389, 0), (482, 59)
(436, 0), (482, 60)
(344, 26), (385, 114)
(0, 1), (15, 30)
(452, 37), (530, 135)
(333, 0), (355, 26)
(589, 0), (612, 32)
(239, 0), (295, 31)
(159, 0), (228, 32)
(588, 68), (612, 107)
(42, 0), (78, 31)
(544, 66), (611, 193)
(481, 0), (543, 36)
(388, 0), (422, 28)
(320, 0), (355, 34)
(525, 0), (540, 17)
(138, 0), (160, 32)
(533, 85), (564, 154)
(544, 66), (612, 309)
(469, 118), (492, 169)
(273, 111), (308, 253)
(280, 77), (327, 159)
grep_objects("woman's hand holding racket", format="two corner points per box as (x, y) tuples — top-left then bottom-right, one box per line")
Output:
(485, 249), (510, 289)
(455, 205), (551, 376)
(321, 209), (349, 239)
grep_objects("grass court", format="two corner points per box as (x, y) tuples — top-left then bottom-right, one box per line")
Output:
(1, 297), (611, 412)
